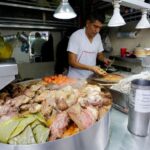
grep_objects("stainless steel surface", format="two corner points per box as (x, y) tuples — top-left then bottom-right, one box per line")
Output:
(0, 2), (55, 11)
(112, 103), (128, 114)
(128, 105), (150, 137)
(0, 110), (110, 150)
(128, 79), (150, 137)
(0, 17), (77, 29)
(107, 109), (150, 150)
(109, 89), (129, 111)
(0, 58), (18, 90)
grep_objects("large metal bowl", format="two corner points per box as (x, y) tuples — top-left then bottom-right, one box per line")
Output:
(0, 110), (110, 150)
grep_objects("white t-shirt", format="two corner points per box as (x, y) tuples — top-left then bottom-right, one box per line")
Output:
(67, 28), (104, 79)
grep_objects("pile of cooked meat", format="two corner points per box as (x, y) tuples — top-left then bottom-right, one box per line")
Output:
(0, 79), (112, 144)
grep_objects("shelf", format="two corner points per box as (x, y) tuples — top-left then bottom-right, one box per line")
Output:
(0, 2), (79, 30)
(110, 55), (141, 63)
(102, 0), (150, 10)
(0, 2), (55, 11)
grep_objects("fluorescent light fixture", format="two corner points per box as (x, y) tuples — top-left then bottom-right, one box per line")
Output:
(108, 0), (126, 27)
(53, 0), (77, 19)
(136, 9), (150, 29)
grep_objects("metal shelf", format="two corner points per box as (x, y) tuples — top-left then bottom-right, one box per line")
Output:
(0, 1), (79, 30)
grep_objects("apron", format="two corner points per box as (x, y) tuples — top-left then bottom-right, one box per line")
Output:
(68, 50), (97, 79)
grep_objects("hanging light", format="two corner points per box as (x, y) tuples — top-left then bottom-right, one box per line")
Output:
(108, 0), (126, 27)
(136, 9), (150, 29)
(53, 0), (77, 19)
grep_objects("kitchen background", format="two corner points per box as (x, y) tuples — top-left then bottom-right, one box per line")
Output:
(0, 0), (150, 79)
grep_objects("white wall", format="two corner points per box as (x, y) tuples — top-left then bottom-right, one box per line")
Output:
(109, 22), (150, 56)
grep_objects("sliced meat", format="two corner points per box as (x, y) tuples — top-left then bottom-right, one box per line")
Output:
(67, 104), (96, 130)
(0, 105), (10, 116)
(11, 95), (31, 107)
(24, 89), (35, 98)
(55, 86), (79, 110)
(78, 84), (103, 106)
(56, 99), (68, 111)
(49, 112), (69, 141)
(41, 100), (53, 118)
(30, 83), (43, 92)
(29, 103), (42, 113)
(35, 90), (51, 102)
(100, 91), (112, 106)
(0, 99), (5, 105)
(0, 112), (18, 123)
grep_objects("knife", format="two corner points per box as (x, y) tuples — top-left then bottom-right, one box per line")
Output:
(105, 58), (115, 71)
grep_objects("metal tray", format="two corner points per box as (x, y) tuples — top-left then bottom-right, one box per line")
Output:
(89, 74), (124, 84)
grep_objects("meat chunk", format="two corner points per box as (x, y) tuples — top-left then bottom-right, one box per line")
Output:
(67, 104), (96, 130)
(29, 103), (42, 113)
(11, 95), (31, 107)
(49, 112), (69, 141)
(55, 86), (79, 110)
(0, 105), (10, 116)
(34, 90), (53, 103)
(24, 89), (35, 98)
(30, 83), (43, 92)
(78, 84), (103, 106)
(0, 104), (18, 117)
(41, 100), (53, 117)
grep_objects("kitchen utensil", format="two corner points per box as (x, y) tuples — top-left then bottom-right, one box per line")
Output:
(89, 73), (124, 84)
(105, 58), (115, 72)
(106, 66), (118, 73)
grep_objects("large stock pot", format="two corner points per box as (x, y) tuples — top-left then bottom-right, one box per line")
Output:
(0, 110), (110, 150)
(0, 78), (111, 150)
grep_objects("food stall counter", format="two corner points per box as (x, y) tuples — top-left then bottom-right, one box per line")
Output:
(107, 108), (150, 150)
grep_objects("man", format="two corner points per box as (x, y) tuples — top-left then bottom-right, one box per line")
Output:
(67, 13), (111, 79)
(31, 32), (46, 56)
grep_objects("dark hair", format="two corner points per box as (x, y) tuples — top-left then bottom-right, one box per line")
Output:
(86, 12), (105, 24)
(35, 32), (41, 38)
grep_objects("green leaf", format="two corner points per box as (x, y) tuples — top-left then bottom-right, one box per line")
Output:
(9, 126), (36, 145)
(10, 115), (36, 138)
(33, 124), (49, 144)
(0, 117), (21, 143)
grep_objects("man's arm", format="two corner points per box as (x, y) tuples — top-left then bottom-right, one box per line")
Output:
(68, 52), (107, 76)
(97, 52), (111, 64)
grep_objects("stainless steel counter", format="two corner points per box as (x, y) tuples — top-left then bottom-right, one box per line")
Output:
(107, 109), (150, 150)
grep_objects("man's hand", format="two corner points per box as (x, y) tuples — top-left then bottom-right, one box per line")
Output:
(103, 58), (111, 65)
(90, 66), (107, 76)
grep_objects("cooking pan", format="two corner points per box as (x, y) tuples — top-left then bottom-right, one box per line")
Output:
(89, 73), (124, 84)
(0, 110), (110, 150)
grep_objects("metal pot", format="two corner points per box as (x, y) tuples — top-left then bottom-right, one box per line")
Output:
(0, 109), (110, 150)
(128, 79), (150, 137)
